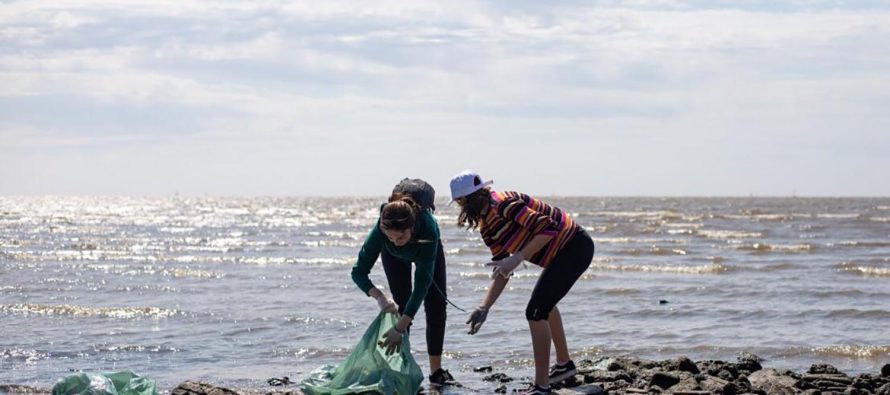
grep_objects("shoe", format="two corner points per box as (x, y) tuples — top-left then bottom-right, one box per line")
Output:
(519, 384), (552, 395)
(428, 368), (457, 386)
(548, 359), (577, 385)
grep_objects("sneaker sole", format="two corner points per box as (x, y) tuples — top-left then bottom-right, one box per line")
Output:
(548, 368), (577, 385)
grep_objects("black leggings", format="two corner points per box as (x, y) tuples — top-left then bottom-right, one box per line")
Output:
(381, 240), (447, 356)
(526, 230), (595, 321)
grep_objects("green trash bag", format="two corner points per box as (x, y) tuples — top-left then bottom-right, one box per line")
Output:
(300, 312), (424, 395)
(52, 370), (158, 395)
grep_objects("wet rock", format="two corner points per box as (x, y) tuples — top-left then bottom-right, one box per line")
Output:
(748, 368), (798, 395)
(878, 383), (890, 395)
(473, 365), (493, 373)
(583, 370), (633, 383)
(718, 369), (737, 382)
(808, 364), (841, 375)
(482, 372), (513, 383)
(883, 364), (890, 377)
(494, 384), (507, 393)
(650, 372), (681, 390)
(734, 353), (763, 374)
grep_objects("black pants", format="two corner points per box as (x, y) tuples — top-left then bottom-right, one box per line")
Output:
(381, 240), (447, 356)
(526, 230), (595, 321)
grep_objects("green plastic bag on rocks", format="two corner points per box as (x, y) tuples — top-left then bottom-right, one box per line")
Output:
(52, 370), (158, 395)
(301, 312), (424, 395)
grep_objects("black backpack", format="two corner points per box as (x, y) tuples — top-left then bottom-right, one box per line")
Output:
(392, 178), (436, 212)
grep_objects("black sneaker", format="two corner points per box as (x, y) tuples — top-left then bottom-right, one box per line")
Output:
(428, 368), (457, 386)
(519, 384), (552, 395)
(548, 360), (577, 385)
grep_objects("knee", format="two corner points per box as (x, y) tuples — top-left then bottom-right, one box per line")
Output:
(525, 304), (550, 321)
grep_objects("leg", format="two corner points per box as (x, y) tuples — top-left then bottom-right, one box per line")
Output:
(424, 241), (447, 372)
(525, 231), (595, 387)
(548, 306), (571, 364)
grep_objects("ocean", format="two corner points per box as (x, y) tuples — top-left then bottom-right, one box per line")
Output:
(1, 196), (888, 391)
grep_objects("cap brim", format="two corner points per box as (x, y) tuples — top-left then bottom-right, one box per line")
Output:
(448, 180), (493, 205)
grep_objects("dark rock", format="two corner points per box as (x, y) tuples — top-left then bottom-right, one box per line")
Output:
(799, 390), (822, 395)
(482, 373), (513, 383)
(877, 383), (890, 395)
(473, 365), (493, 373)
(735, 353), (763, 373)
(883, 364), (890, 378)
(844, 387), (868, 395)
(808, 364), (841, 375)
(718, 369), (737, 381)
(748, 368), (798, 395)
(665, 357), (700, 375)
(583, 370), (634, 383)
(650, 372), (681, 390)
(494, 384), (507, 393)
(659, 300), (669, 304)
(607, 361), (625, 372)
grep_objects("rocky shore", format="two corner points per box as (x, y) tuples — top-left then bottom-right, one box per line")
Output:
(3, 354), (888, 395)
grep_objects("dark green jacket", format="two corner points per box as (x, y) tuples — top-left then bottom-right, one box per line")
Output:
(350, 209), (439, 318)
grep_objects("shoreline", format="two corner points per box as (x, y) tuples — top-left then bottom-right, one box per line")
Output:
(3, 354), (888, 395)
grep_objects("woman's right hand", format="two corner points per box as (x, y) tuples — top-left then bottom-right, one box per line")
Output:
(466, 306), (489, 335)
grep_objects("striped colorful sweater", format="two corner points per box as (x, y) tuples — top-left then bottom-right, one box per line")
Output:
(481, 191), (581, 268)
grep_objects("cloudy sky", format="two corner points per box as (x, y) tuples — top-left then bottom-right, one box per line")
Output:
(1, 0), (888, 196)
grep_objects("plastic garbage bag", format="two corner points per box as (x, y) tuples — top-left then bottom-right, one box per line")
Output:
(52, 370), (158, 395)
(301, 312), (424, 395)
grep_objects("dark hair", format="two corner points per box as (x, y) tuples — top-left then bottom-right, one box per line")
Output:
(457, 187), (491, 230)
(380, 193), (421, 231)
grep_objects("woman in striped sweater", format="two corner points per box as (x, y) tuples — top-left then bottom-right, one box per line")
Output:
(449, 170), (595, 395)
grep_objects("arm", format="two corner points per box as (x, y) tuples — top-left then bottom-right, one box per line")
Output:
(350, 223), (383, 296)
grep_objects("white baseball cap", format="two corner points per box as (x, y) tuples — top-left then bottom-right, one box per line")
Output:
(449, 170), (493, 203)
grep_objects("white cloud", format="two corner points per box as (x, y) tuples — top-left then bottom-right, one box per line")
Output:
(1, 0), (888, 195)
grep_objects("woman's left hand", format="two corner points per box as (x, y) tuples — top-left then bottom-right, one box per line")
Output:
(485, 252), (524, 279)
(378, 327), (403, 355)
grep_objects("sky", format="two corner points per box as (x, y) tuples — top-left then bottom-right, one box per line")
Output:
(1, 0), (889, 197)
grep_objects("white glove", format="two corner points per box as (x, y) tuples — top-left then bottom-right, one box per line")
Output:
(485, 252), (525, 279)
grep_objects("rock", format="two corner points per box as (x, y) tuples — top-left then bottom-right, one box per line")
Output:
(650, 372), (681, 390)
(718, 369), (737, 381)
(473, 365), (493, 373)
(883, 364), (890, 378)
(0, 385), (51, 394)
(748, 368), (798, 395)
(554, 384), (605, 395)
(877, 383), (890, 395)
(583, 370), (633, 383)
(735, 353), (763, 373)
(808, 364), (841, 375)
(667, 357), (700, 375)
(664, 378), (699, 394)
(482, 373), (513, 383)
(494, 384), (507, 393)
(171, 381), (240, 395)
(697, 375), (729, 393)
(799, 390), (822, 395)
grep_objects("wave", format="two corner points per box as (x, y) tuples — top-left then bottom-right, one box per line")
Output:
(775, 345), (890, 359)
(829, 241), (890, 248)
(732, 243), (813, 253)
(587, 263), (728, 275)
(616, 247), (688, 256)
(869, 217), (890, 223)
(66, 263), (222, 278)
(696, 230), (763, 239)
(0, 303), (181, 319)
(836, 262), (890, 277)
(592, 237), (688, 245)
(0, 348), (49, 363)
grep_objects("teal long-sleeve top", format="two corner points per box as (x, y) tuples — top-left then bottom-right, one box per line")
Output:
(350, 209), (440, 319)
